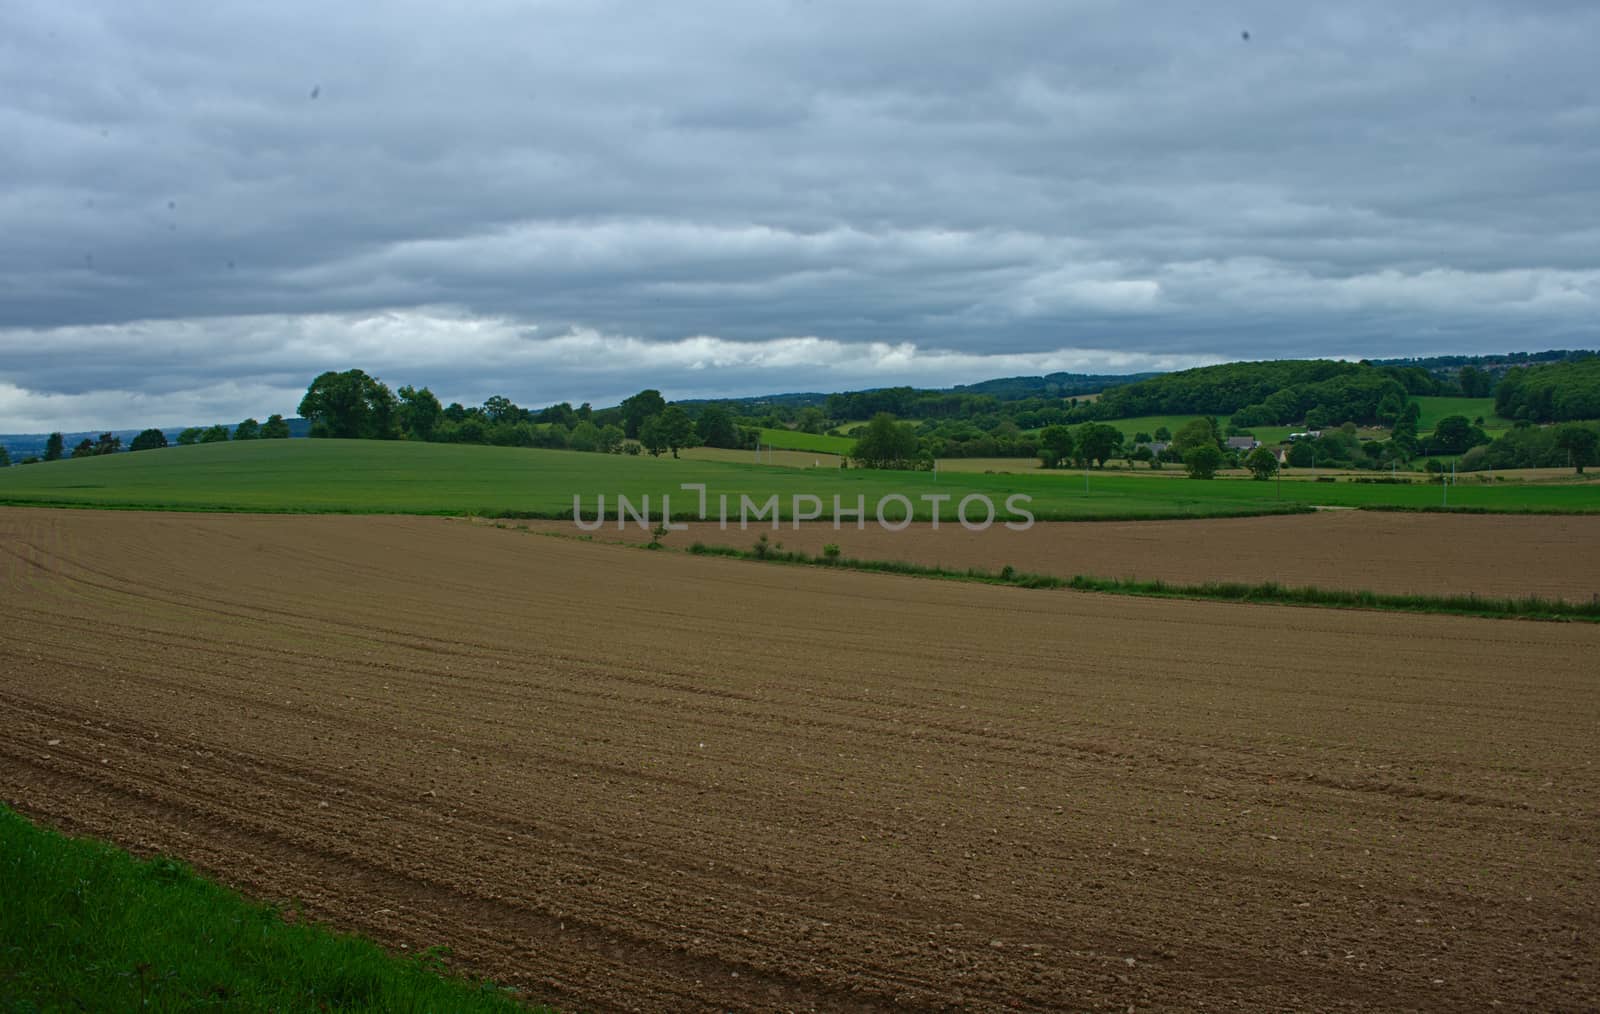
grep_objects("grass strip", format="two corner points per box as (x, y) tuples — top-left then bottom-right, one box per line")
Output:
(0, 496), (1320, 523)
(1356, 503), (1600, 516)
(680, 541), (1600, 622)
(0, 805), (544, 1013)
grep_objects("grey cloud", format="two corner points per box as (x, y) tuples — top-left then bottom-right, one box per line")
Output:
(1, 0), (1597, 429)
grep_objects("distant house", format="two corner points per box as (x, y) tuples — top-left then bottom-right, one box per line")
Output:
(1288, 430), (1323, 442)
(1142, 441), (1170, 456)
(1225, 436), (1260, 451)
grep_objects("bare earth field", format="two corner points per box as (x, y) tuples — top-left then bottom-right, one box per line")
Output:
(2, 508), (1597, 1012)
(535, 512), (1600, 602)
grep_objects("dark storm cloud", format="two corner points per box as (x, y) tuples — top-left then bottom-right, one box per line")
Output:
(1, 0), (1596, 428)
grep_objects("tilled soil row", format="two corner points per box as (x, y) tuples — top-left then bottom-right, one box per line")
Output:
(1, 509), (1596, 1012)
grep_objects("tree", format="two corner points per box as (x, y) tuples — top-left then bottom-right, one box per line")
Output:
(620, 389), (667, 438)
(638, 414), (669, 457)
(483, 395), (519, 424)
(1153, 426), (1172, 442)
(261, 414), (291, 439)
(536, 402), (575, 428)
(1376, 391), (1405, 426)
(397, 386), (443, 441)
(598, 424), (625, 453)
(297, 369), (398, 440)
(0, 444), (10, 467)
(1037, 425), (1076, 468)
(1390, 405), (1419, 458)
(1184, 444), (1224, 479)
(199, 425), (230, 443)
(1074, 423), (1121, 467)
(44, 432), (63, 461)
(1429, 415), (1488, 455)
(696, 405), (741, 448)
(1286, 440), (1315, 468)
(659, 405), (696, 458)
(1244, 446), (1279, 480)
(851, 413), (920, 469)
(568, 421), (603, 452)
(177, 427), (203, 446)
(797, 406), (829, 434)
(1554, 424), (1599, 474)
(1458, 365), (1494, 398)
(129, 428), (168, 452)
(233, 418), (261, 440)
(72, 438), (96, 458)
(1172, 417), (1221, 456)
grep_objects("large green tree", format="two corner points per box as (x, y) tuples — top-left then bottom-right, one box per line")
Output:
(44, 432), (63, 461)
(1429, 415), (1488, 455)
(1037, 425), (1076, 468)
(260, 414), (292, 439)
(397, 386), (443, 441)
(638, 414), (669, 457)
(1172, 417), (1221, 456)
(297, 370), (398, 440)
(0, 444), (10, 467)
(233, 418), (261, 440)
(1243, 446), (1279, 480)
(1554, 424), (1599, 474)
(696, 405), (742, 448)
(1184, 444), (1224, 479)
(1074, 422), (1121, 467)
(129, 428), (169, 452)
(851, 413), (920, 469)
(620, 390), (667, 438)
(658, 406), (696, 458)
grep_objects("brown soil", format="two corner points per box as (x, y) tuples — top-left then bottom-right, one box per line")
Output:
(2, 508), (1597, 1012)
(531, 512), (1600, 601)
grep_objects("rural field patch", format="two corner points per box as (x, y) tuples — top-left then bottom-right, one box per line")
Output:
(2, 508), (1597, 1011)
(528, 511), (1600, 603)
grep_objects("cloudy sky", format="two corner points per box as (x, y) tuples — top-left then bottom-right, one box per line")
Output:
(2, 0), (1597, 431)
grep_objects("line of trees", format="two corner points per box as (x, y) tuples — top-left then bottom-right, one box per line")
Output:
(295, 370), (758, 459)
(1459, 420), (1600, 473)
(1493, 357), (1600, 422)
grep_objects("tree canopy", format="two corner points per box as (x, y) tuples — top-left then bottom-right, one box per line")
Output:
(851, 413), (921, 469)
(129, 428), (169, 452)
(298, 369), (399, 440)
(1494, 357), (1600, 422)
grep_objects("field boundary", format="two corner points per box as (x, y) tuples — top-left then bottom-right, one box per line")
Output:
(657, 537), (1600, 622)
(0, 496), (1324, 523)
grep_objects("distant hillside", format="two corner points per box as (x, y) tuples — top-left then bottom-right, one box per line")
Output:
(1494, 357), (1600, 422)
(1093, 360), (1397, 421)
(1370, 348), (1594, 381)
(0, 419), (309, 460)
(948, 371), (1160, 400)
(677, 370), (1157, 414)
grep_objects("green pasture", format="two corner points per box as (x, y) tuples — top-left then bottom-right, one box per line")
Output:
(2, 439), (1596, 520)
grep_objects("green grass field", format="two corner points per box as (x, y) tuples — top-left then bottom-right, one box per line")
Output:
(2, 439), (1597, 520)
(757, 427), (857, 454)
(0, 806), (539, 1013)
(1411, 395), (1513, 434)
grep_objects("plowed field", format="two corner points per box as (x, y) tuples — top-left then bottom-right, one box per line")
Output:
(529, 511), (1600, 601)
(2, 508), (1597, 1012)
